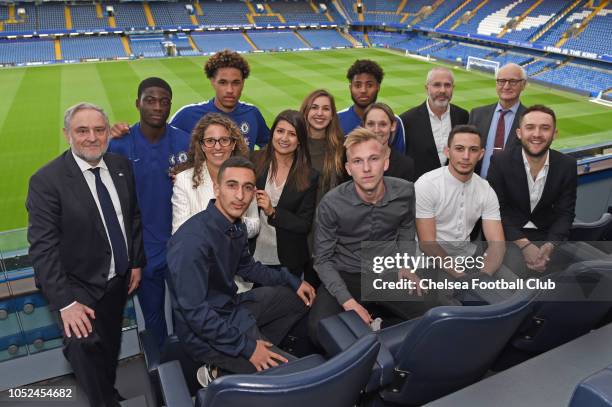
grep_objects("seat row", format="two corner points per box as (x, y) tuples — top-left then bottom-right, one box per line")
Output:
(144, 251), (612, 406)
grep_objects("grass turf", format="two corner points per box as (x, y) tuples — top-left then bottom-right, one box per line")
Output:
(0, 47), (610, 234)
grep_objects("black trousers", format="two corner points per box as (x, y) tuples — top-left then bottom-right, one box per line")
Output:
(61, 274), (128, 407)
(308, 271), (438, 347)
(200, 286), (307, 374)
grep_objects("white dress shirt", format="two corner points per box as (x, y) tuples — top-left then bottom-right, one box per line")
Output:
(426, 99), (452, 166)
(415, 166), (501, 256)
(522, 149), (550, 229)
(253, 170), (284, 265)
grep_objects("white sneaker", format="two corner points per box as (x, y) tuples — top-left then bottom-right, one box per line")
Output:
(196, 364), (216, 387)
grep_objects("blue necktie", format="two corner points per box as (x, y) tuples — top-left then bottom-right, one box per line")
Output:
(90, 167), (129, 276)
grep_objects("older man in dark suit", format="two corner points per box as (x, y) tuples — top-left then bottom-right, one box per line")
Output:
(399, 67), (469, 179)
(487, 105), (577, 277)
(469, 63), (528, 177)
(27, 102), (145, 407)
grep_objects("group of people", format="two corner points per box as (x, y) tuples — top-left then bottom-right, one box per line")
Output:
(26, 49), (577, 406)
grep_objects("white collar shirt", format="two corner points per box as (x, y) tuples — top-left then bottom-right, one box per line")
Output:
(522, 149), (550, 229)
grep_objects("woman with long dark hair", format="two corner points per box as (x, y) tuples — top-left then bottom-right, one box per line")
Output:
(252, 110), (319, 278)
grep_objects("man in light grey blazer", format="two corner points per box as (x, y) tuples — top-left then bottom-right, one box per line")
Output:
(469, 63), (527, 177)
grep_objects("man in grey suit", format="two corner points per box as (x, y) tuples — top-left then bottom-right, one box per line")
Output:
(468, 63), (527, 177)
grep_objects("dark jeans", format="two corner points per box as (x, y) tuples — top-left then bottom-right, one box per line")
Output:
(308, 271), (438, 347)
(200, 286), (307, 374)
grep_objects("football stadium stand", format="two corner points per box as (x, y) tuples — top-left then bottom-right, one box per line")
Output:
(113, 3), (149, 30)
(197, 1), (250, 26)
(0, 38), (54, 64)
(248, 30), (306, 51)
(129, 34), (166, 58)
(61, 35), (125, 60)
(0, 0), (608, 97)
(190, 32), (254, 54)
(148, 2), (193, 27)
(69, 4), (107, 30)
(298, 29), (352, 48)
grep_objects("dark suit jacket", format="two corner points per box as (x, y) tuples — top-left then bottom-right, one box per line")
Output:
(400, 101), (469, 179)
(469, 102), (526, 173)
(27, 150), (146, 311)
(254, 159), (319, 271)
(487, 147), (577, 242)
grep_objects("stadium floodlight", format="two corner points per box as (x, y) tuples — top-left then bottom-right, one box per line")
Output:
(466, 56), (500, 75)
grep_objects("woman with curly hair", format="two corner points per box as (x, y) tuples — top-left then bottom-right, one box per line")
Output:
(172, 112), (257, 236)
(299, 89), (346, 204)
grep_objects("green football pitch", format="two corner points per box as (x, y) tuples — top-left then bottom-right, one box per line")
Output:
(0, 47), (610, 234)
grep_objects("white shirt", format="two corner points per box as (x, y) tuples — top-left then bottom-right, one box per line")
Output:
(62, 152), (128, 311)
(415, 166), (500, 256)
(253, 170), (284, 265)
(522, 149), (550, 229)
(426, 99), (452, 166)
(172, 165), (260, 236)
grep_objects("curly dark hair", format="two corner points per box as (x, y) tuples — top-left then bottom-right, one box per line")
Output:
(174, 113), (249, 189)
(346, 59), (384, 83)
(204, 49), (250, 79)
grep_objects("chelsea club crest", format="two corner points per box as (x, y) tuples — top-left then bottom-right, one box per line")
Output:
(240, 122), (250, 135)
(168, 151), (188, 168)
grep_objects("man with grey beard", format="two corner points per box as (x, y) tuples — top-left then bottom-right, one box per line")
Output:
(27, 103), (145, 407)
(400, 67), (469, 179)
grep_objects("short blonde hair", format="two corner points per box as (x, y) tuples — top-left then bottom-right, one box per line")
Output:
(344, 127), (388, 159)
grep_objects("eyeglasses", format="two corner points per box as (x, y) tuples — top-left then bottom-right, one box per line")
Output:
(200, 137), (235, 148)
(496, 79), (525, 87)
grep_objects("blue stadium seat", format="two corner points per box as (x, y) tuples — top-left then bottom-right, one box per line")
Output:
(114, 3), (148, 30)
(493, 260), (612, 371)
(190, 32), (253, 54)
(61, 36), (125, 60)
(38, 3), (66, 31)
(129, 35), (166, 58)
(197, 0), (250, 26)
(156, 334), (380, 407)
(269, 1), (331, 25)
(318, 288), (537, 405)
(140, 330), (202, 406)
(70, 4), (108, 30)
(248, 31), (305, 51)
(0, 39), (55, 64)
(149, 2), (193, 28)
(298, 29), (352, 48)
(570, 365), (612, 407)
